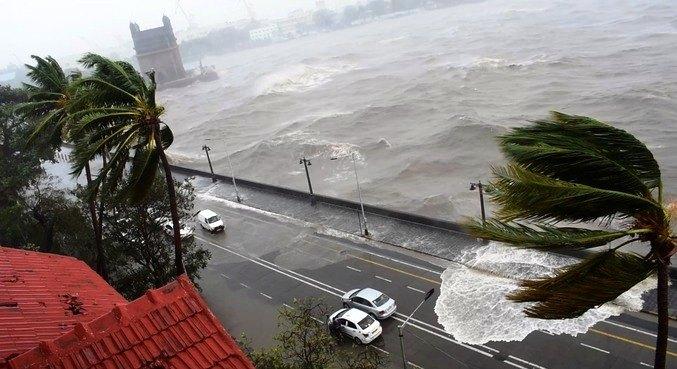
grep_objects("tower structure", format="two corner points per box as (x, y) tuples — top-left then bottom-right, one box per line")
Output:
(129, 16), (187, 84)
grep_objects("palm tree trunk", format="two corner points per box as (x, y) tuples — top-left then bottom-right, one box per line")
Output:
(97, 152), (108, 280)
(84, 162), (106, 279)
(154, 127), (185, 275)
(654, 256), (669, 369)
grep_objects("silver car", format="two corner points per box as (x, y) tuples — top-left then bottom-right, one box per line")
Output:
(341, 288), (397, 319)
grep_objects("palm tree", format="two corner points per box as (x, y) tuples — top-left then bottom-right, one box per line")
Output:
(466, 112), (674, 369)
(70, 53), (185, 275)
(16, 55), (108, 279)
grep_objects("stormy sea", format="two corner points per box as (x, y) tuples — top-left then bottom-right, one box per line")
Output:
(160, 0), (677, 222)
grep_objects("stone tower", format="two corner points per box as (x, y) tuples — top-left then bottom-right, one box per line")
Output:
(129, 16), (186, 84)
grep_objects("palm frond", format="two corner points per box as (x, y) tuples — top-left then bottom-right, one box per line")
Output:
(465, 218), (643, 249)
(501, 112), (661, 192)
(126, 139), (160, 203)
(508, 250), (655, 319)
(490, 164), (663, 222)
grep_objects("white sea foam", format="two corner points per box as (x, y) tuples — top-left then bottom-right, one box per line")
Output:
(434, 242), (657, 345)
(255, 63), (354, 95)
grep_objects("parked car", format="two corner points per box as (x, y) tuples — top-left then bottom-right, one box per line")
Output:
(159, 218), (194, 239)
(327, 307), (382, 344)
(341, 288), (397, 319)
(196, 209), (225, 233)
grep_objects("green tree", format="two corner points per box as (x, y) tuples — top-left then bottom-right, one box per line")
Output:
(70, 53), (187, 275)
(466, 112), (674, 369)
(100, 176), (210, 299)
(0, 85), (58, 247)
(240, 298), (387, 369)
(15, 55), (109, 278)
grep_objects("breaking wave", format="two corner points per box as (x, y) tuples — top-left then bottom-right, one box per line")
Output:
(434, 243), (657, 345)
(255, 63), (354, 95)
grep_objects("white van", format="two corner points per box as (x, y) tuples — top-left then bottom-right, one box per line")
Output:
(197, 209), (225, 233)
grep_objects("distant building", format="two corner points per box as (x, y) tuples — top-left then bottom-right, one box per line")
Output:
(249, 24), (280, 42)
(277, 9), (314, 39)
(129, 16), (187, 85)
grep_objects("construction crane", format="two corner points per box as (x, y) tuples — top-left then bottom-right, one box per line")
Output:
(176, 0), (198, 29)
(240, 0), (256, 22)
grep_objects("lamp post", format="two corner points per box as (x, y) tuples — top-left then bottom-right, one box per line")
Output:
(331, 153), (369, 236)
(202, 145), (216, 183)
(224, 144), (242, 203)
(469, 181), (486, 223)
(299, 157), (316, 205)
(398, 288), (435, 369)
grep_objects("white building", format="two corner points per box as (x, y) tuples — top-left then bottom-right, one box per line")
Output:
(249, 25), (280, 41)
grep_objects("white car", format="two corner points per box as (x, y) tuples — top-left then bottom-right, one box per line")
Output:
(196, 209), (225, 233)
(160, 219), (194, 239)
(342, 288), (397, 319)
(327, 307), (382, 344)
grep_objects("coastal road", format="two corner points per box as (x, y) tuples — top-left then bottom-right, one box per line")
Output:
(192, 194), (677, 369)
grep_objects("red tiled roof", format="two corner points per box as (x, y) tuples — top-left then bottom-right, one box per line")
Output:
(8, 275), (255, 369)
(0, 247), (126, 362)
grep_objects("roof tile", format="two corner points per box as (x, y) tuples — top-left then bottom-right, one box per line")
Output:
(8, 275), (254, 369)
(0, 247), (126, 362)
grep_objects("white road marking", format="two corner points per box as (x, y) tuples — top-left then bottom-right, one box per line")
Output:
(407, 362), (424, 369)
(601, 320), (677, 343)
(375, 275), (392, 283)
(407, 286), (426, 294)
(346, 265), (362, 272)
(508, 355), (548, 369)
(220, 273), (230, 279)
(260, 292), (273, 300)
(639, 362), (652, 367)
(540, 330), (554, 336)
(310, 316), (323, 324)
(372, 346), (390, 355)
(196, 236), (546, 369)
(239, 283), (250, 289)
(282, 303), (295, 310)
(580, 343), (609, 354)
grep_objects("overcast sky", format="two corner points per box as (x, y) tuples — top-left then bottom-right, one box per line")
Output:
(1, 0), (355, 67)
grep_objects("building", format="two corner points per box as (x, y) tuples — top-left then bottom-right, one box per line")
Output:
(249, 24), (281, 42)
(129, 16), (187, 85)
(276, 9), (314, 39)
(0, 247), (254, 369)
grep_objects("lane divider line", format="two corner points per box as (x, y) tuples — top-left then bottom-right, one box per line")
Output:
(601, 320), (677, 344)
(196, 236), (538, 369)
(260, 292), (273, 300)
(220, 273), (230, 279)
(351, 255), (441, 285)
(375, 275), (392, 283)
(283, 303), (295, 310)
(640, 362), (652, 367)
(589, 328), (677, 357)
(240, 283), (250, 289)
(580, 343), (610, 354)
(346, 266), (362, 272)
(407, 286), (426, 294)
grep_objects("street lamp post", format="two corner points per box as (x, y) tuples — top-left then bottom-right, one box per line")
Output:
(350, 153), (369, 236)
(331, 153), (369, 237)
(299, 157), (316, 205)
(398, 288), (435, 369)
(224, 144), (242, 203)
(469, 181), (486, 223)
(202, 145), (217, 183)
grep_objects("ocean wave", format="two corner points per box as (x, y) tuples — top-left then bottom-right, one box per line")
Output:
(254, 63), (355, 95)
(434, 242), (656, 344)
